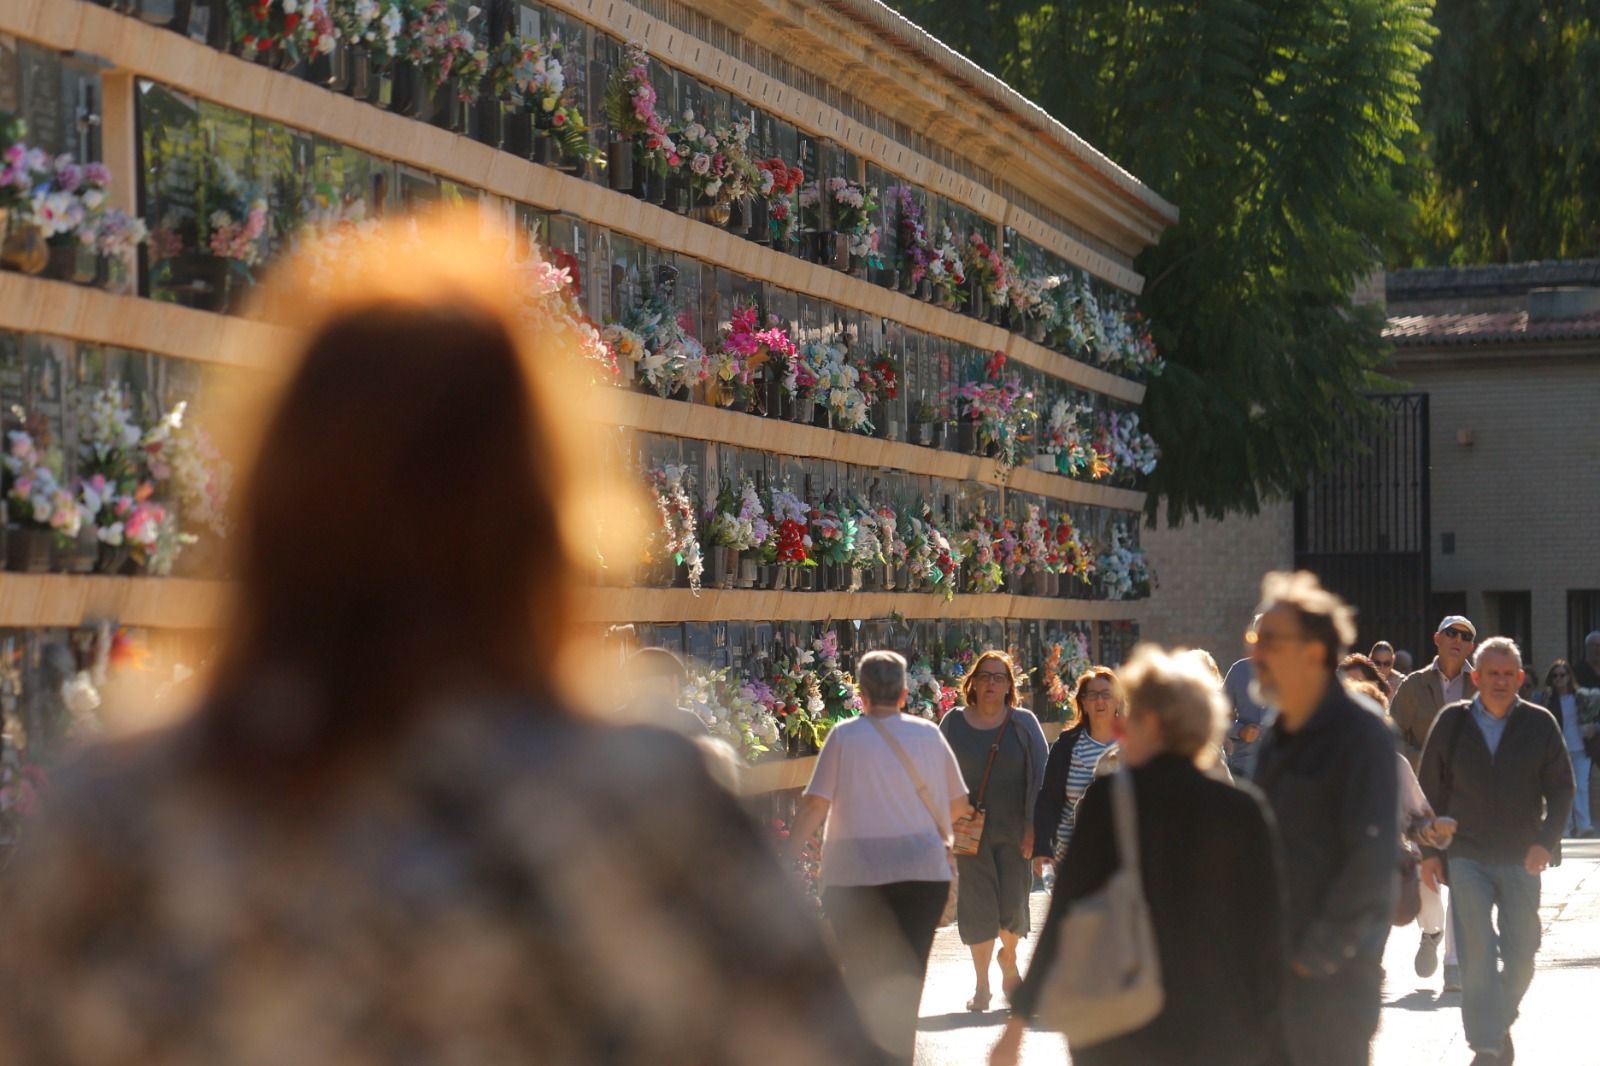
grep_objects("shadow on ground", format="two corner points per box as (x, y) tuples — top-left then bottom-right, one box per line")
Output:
(918, 1012), (1008, 1033)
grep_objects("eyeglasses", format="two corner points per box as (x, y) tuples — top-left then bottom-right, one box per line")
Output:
(1081, 689), (1117, 702)
(1372, 659), (1394, 668)
(1440, 627), (1474, 642)
(1245, 629), (1308, 648)
(975, 671), (1011, 684)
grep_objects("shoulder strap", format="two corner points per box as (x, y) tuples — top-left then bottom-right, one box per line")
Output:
(970, 709), (1014, 809)
(1437, 707), (1469, 816)
(867, 716), (950, 844)
(1108, 769), (1140, 879)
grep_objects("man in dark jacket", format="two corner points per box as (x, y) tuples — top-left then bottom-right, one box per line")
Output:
(1418, 637), (1574, 1066)
(1249, 571), (1398, 1066)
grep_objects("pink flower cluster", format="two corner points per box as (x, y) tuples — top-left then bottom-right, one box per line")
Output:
(619, 43), (679, 164)
(208, 202), (269, 264)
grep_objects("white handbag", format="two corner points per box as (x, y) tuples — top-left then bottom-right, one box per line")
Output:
(1033, 769), (1165, 1047)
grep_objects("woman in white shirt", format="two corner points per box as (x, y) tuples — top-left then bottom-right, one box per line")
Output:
(790, 650), (972, 1066)
(1540, 660), (1596, 837)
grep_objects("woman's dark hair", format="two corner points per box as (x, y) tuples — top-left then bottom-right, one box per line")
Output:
(1339, 653), (1389, 701)
(193, 214), (619, 792)
(1545, 659), (1577, 696)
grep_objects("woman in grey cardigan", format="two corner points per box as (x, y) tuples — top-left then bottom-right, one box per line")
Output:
(939, 650), (1049, 1011)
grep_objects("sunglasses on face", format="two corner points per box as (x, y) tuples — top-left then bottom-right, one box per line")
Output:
(1440, 628), (1474, 642)
(1373, 659), (1394, 668)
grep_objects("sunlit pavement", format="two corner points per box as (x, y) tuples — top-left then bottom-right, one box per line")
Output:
(915, 839), (1600, 1065)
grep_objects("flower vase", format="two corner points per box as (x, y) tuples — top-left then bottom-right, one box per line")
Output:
(829, 233), (851, 273)
(727, 198), (754, 236)
(607, 139), (636, 192)
(896, 563), (913, 591)
(390, 62), (424, 117)
(1022, 570), (1045, 597)
(172, 251), (233, 313)
(957, 420), (978, 455)
(430, 78), (469, 132)
(791, 397), (815, 425)
(471, 95), (502, 148)
(737, 556), (759, 589)
(348, 46), (374, 99)
(712, 546), (740, 589)
(54, 527), (98, 575)
(747, 197), (769, 244)
(1045, 571), (1060, 597)
(0, 214), (47, 275)
(665, 171), (690, 212)
(690, 201), (732, 227)
(307, 39), (352, 92)
(138, 0), (189, 29)
(919, 278), (934, 302)
(967, 281), (986, 321)
(811, 404), (833, 431)
(1028, 316), (1048, 344)
(5, 528), (52, 573)
(1035, 452), (1059, 473)
(531, 134), (556, 167)
(855, 565), (873, 592)
(43, 242), (98, 285)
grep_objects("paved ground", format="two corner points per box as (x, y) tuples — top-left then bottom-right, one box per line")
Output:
(915, 839), (1600, 1065)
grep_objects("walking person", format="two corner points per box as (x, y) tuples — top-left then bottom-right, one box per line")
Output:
(1370, 641), (1404, 690)
(1539, 660), (1597, 837)
(0, 215), (883, 1066)
(1031, 666), (1123, 879)
(991, 646), (1287, 1066)
(1223, 615), (1272, 779)
(939, 650), (1049, 1012)
(1249, 572), (1398, 1066)
(790, 650), (970, 1066)
(1418, 638), (1575, 1065)
(1390, 615), (1478, 989)
(1573, 631), (1600, 688)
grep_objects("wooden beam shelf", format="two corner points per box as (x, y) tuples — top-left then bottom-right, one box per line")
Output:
(620, 392), (1149, 512)
(0, 273), (278, 368)
(582, 587), (1142, 623)
(0, 573), (228, 630)
(5, 3), (1147, 409)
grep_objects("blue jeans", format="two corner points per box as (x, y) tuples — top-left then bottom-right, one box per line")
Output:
(1449, 858), (1541, 1054)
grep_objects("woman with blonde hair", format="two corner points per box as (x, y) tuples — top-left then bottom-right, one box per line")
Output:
(0, 215), (881, 1066)
(993, 646), (1286, 1066)
(939, 649), (1049, 1011)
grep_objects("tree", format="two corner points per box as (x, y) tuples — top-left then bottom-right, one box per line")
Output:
(891, 0), (1435, 521)
(1395, 0), (1600, 265)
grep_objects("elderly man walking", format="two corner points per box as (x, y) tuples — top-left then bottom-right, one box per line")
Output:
(1418, 638), (1574, 1065)
(1390, 615), (1479, 988)
(1249, 572), (1398, 1066)
(790, 650), (970, 1066)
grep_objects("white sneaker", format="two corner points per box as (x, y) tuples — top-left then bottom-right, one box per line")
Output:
(1414, 931), (1442, 977)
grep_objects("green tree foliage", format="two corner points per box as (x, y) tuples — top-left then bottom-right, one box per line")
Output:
(1395, 0), (1600, 265)
(891, 0), (1435, 521)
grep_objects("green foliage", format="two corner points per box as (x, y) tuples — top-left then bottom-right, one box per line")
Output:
(889, 0), (1435, 521)
(1392, 0), (1600, 265)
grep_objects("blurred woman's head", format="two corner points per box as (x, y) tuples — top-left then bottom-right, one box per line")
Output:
(1545, 659), (1576, 696)
(1339, 653), (1389, 701)
(1115, 646), (1228, 768)
(198, 212), (631, 789)
(961, 650), (1018, 709)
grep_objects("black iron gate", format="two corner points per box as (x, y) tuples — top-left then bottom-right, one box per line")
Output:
(1294, 393), (1431, 658)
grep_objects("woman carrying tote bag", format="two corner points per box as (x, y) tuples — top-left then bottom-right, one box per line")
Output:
(992, 646), (1289, 1066)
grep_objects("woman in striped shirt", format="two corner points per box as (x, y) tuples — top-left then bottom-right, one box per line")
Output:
(1032, 667), (1125, 873)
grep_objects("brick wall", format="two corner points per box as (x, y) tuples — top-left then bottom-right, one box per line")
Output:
(1399, 357), (1600, 671)
(1132, 500), (1295, 667)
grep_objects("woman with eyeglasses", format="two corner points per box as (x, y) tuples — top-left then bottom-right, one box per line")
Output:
(939, 650), (1049, 1012)
(1541, 659), (1598, 837)
(1032, 668), (1125, 880)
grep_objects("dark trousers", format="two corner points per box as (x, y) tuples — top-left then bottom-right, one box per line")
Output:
(1276, 961), (1382, 1066)
(822, 880), (948, 1066)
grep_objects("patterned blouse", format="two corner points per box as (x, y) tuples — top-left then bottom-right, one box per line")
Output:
(0, 701), (883, 1066)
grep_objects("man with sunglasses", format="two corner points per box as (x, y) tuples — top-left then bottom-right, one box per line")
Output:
(1369, 641), (1403, 690)
(1391, 615), (1479, 991)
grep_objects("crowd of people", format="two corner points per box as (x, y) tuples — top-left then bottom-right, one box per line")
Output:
(0, 217), (1585, 1066)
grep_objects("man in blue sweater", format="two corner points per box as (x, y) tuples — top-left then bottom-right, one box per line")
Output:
(1418, 637), (1574, 1065)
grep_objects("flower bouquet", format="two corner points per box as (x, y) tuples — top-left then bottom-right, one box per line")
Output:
(942, 351), (1036, 469)
(1008, 270), (1059, 340)
(1, 431), (81, 572)
(756, 157), (804, 248)
(491, 33), (601, 168)
(926, 225), (967, 309)
(602, 41), (679, 195)
(762, 486), (815, 590)
(808, 499), (858, 590)
(148, 129), (268, 313)
(960, 230), (1007, 321)
(644, 462), (703, 592)
(673, 112), (761, 227)
(398, 1), (489, 126)
(610, 283), (708, 399)
(231, 0), (339, 68)
(25, 152), (147, 286)
(705, 477), (770, 588)
(1098, 522), (1153, 601)
(1037, 396), (1110, 478)
(710, 303), (792, 411)
(902, 505), (958, 599)
(0, 124), (51, 275)
(333, 0), (408, 101)
(683, 667), (783, 761)
(1108, 409), (1160, 483)
(890, 185), (933, 294)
